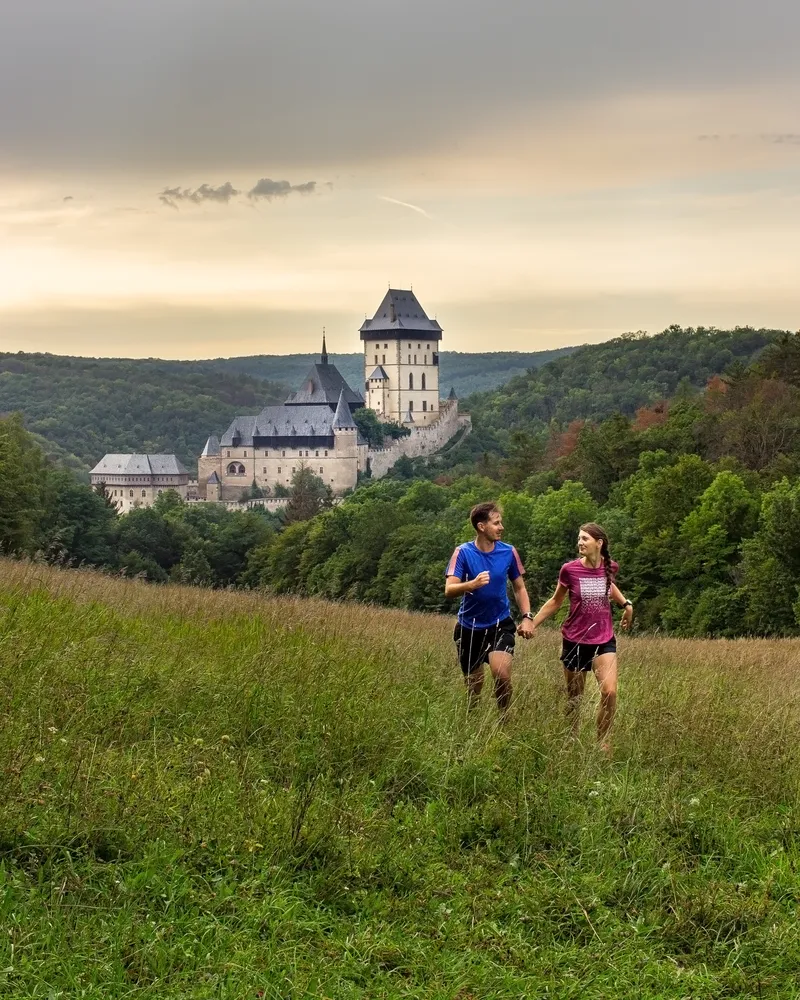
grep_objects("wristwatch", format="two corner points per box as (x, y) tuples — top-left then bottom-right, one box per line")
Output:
(522, 612), (534, 620)
(622, 601), (632, 608)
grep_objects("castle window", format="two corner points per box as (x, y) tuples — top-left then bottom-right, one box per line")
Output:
(142, 489), (147, 497)
(422, 400), (427, 412)
(319, 467), (324, 474)
(263, 467), (267, 473)
(129, 490), (134, 498)
(278, 467), (281, 474)
(407, 354), (411, 364)
(374, 355), (378, 364)
(244, 451), (247, 458)
(417, 344), (421, 349)
(427, 344), (430, 349)
(227, 463), (245, 476)
(414, 355), (417, 364)
(324, 450), (328, 457)
(383, 343), (388, 349)
(409, 373), (414, 390)
(226, 451), (230, 458)
(315, 450), (319, 457)
(421, 373), (426, 390)
(292, 467), (296, 473)
(409, 401), (414, 411)
(424, 355), (427, 365)
(407, 343), (411, 348)
(282, 450), (286, 457)
(158, 489), (163, 495)
(382, 355), (386, 364)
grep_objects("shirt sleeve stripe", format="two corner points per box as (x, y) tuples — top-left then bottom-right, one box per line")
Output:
(512, 546), (525, 575)
(446, 546), (462, 576)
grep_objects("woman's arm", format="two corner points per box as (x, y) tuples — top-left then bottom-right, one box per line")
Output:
(610, 583), (633, 631)
(530, 582), (568, 629)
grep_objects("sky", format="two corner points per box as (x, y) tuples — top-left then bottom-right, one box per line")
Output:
(1, 0), (799, 359)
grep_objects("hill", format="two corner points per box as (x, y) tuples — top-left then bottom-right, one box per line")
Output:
(1, 560), (799, 998)
(0, 353), (288, 474)
(197, 347), (577, 397)
(460, 325), (782, 446)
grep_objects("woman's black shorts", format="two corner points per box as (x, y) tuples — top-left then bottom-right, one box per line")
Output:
(453, 618), (516, 675)
(560, 637), (617, 673)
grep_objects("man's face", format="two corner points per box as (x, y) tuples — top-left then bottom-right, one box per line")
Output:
(480, 510), (504, 541)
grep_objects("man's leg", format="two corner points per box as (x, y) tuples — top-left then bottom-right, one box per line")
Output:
(464, 664), (485, 710)
(563, 667), (586, 733)
(487, 651), (513, 718)
(592, 653), (618, 748)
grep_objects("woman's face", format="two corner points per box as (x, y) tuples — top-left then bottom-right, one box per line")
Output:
(577, 529), (601, 559)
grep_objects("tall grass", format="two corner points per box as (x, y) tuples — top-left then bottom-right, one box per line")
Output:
(1, 559), (800, 998)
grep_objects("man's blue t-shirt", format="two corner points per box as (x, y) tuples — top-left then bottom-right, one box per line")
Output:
(445, 540), (526, 628)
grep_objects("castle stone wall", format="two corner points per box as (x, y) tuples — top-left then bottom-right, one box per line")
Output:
(367, 400), (468, 478)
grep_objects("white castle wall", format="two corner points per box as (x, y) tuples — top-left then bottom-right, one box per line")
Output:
(367, 399), (469, 478)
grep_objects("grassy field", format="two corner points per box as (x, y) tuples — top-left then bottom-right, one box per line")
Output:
(1, 561), (800, 998)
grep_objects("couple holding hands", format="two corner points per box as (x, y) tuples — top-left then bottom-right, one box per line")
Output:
(445, 502), (633, 749)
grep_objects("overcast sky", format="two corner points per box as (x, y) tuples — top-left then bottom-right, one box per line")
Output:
(1, 0), (799, 358)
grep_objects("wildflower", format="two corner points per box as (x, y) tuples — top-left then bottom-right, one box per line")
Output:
(220, 734), (231, 743)
(588, 789), (600, 798)
(689, 797), (700, 807)
(47, 726), (59, 734)
(34, 754), (45, 763)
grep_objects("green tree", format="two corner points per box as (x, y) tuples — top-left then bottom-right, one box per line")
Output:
(284, 468), (333, 523)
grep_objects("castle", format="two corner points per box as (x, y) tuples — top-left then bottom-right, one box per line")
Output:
(198, 289), (463, 501)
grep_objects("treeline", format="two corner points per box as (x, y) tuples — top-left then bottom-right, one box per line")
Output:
(0, 353), (288, 474)
(446, 324), (782, 469)
(241, 332), (800, 637)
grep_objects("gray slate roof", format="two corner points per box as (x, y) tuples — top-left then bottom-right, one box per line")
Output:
(332, 390), (357, 430)
(201, 435), (220, 457)
(219, 404), (366, 446)
(90, 454), (189, 477)
(448, 386), (458, 400)
(367, 365), (389, 380)
(207, 471), (220, 484)
(285, 359), (363, 408)
(360, 288), (442, 338)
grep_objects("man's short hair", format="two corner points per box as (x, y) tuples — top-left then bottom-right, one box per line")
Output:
(470, 501), (500, 531)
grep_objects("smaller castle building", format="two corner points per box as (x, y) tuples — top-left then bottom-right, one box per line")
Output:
(198, 338), (368, 501)
(90, 454), (189, 512)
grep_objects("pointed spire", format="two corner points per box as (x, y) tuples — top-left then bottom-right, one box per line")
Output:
(201, 434), (220, 457)
(321, 327), (328, 365)
(403, 407), (415, 424)
(448, 386), (457, 400)
(332, 389), (356, 430)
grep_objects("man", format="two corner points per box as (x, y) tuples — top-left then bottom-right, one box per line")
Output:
(445, 502), (534, 717)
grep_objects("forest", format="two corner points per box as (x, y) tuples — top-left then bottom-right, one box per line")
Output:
(2, 325), (800, 637)
(0, 347), (571, 473)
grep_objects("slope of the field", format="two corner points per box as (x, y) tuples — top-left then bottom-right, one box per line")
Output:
(0, 353), (289, 474)
(198, 347), (577, 397)
(1, 560), (799, 998)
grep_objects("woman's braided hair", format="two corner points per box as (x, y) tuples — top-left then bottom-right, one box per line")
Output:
(580, 522), (614, 595)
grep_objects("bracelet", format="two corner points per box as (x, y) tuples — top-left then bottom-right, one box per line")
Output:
(621, 600), (632, 608)
(522, 612), (534, 621)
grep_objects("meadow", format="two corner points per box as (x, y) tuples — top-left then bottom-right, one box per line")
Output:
(1, 560), (800, 998)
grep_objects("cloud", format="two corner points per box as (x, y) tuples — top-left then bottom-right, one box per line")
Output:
(247, 178), (317, 201)
(158, 181), (239, 209)
(379, 195), (435, 221)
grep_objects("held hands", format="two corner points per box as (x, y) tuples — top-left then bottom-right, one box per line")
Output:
(620, 605), (633, 631)
(517, 618), (535, 640)
(469, 571), (491, 591)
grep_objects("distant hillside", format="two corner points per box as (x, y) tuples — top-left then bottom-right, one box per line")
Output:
(198, 347), (577, 397)
(461, 324), (783, 438)
(0, 354), (288, 475)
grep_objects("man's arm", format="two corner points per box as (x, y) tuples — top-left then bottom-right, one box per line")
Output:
(512, 576), (535, 637)
(445, 573), (489, 599)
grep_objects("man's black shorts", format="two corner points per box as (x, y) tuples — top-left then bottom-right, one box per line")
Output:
(560, 637), (617, 673)
(453, 617), (516, 675)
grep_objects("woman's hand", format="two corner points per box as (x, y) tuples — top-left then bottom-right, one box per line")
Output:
(621, 605), (633, 631)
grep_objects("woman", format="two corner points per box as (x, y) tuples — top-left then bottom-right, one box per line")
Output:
(528, 523), (632, 751)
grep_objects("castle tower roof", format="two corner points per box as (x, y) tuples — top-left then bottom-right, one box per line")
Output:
(286, 340), (364, 409)
(448, 386), (457, 400)
(332, 389), (357, 430)
(359, 288), (442, 340)
(367, 365), (389, 380)
(201, 434), (221, 457)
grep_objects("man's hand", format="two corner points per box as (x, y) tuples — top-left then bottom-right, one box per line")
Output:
(469, 571), (491, 591)
(517, 618), (535, 639)
(621, 606), (633, 631)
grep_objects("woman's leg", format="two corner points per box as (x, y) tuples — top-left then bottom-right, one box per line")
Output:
(563, 667), (586, 733)
(592, 652), (618, 747)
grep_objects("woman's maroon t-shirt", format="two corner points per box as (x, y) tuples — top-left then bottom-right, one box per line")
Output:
(558, 558), (619, 644)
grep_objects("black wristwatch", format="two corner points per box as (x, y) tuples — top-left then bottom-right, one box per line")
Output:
(621, 600), (632, 608)
(522, 612), (534, 620)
